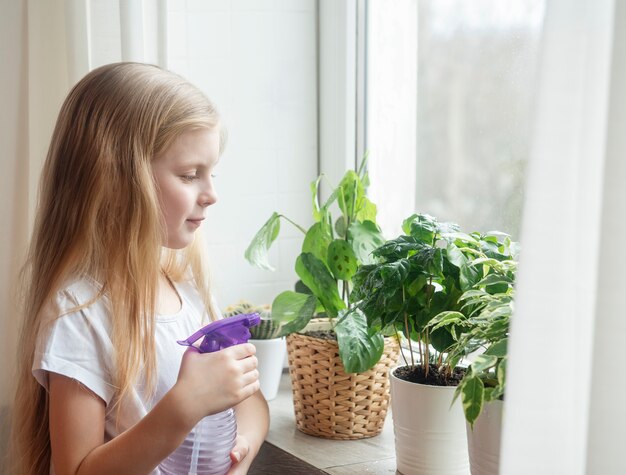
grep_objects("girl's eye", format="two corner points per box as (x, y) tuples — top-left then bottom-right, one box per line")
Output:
(181, 174), (199, 182)
(210, 173), (218, 179)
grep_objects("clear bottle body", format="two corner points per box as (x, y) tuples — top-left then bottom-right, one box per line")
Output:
(159, 408), (237, 475)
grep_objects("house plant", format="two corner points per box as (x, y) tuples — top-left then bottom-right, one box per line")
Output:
(351, 213), (514, 474)
(223, 301), (286, 401)
(244, 159), (399, 439)
(427, 240), (518, 475)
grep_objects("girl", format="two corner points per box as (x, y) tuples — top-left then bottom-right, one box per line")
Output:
(9, 62), (269, 475)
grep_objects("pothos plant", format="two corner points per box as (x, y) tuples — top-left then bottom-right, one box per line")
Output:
(351, 213), (518, 388)
(244, 158), (387, 373)
(427, 243), (517, 428)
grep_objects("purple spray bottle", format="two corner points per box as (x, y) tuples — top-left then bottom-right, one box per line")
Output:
(159, 313), (260, 475)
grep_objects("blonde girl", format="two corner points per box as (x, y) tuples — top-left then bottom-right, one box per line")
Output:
(9, 62), (268, 475)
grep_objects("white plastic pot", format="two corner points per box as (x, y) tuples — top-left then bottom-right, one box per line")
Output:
(391, 366), (470, 475)
(250, 337), (286, 401)
(466, 399), (503, 475)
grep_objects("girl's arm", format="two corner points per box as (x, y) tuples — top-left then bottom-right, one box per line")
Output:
(49, 343), (259, 475)
(49, 373), (194, 474)
(227, 391), (270, 475)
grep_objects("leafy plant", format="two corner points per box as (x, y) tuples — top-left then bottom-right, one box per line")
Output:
(244, 157), (387, 373)
(351, 213), (518, 388)
(427, 249), (517, 428)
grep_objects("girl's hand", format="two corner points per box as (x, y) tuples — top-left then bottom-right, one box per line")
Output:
(227, 434), (251, 474)
(172, 343), (259, 427)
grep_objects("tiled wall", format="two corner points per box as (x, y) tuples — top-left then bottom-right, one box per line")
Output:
(167, 0), (318, 310)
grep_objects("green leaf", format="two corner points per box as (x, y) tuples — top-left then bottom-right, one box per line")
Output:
(372, 235), (422, 260)
(406, 275), (428, 296)
(296, 253), (346, 317)
(356, 196), (377, 223)
(271, 291), (317, 323)
(327, 239), (358, 280)
(447, 242), (482, 291)
(491, 384), (504, 401)
(335, 308), (384, 373)
(460, 289), (490, 301)
(348, 220), (385, 264)
(402, 213), (437, 243)
(483, 387), (495, 402)
(270, 291), (317, 336)
(322, 187), (339, 211)
(461, 376), (484, 428)
(470, 354), (498, 375)
(427, 311), (465, 332)
(468, 257), (501, 268)
(441, 232), (479, 245)
(302, 222), (333, 264)
(379, 259), (411, 289)
(310, 176), (323, 222)
(337, 170), (364, 219)
(335, 217), (347, 239)
(484, 338), (508, 357)
(244, 212), (281, 271)
(497, 357), (507, 387)
(294, 279), (312, 294)
(476, 274), (513, 287)
(430, 326), (455, 352)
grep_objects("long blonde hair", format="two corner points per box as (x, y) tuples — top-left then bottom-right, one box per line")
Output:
(9, 62), (223, 475)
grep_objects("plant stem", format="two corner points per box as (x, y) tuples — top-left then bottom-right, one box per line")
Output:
(402, 286), (414, 369)
(396, 332), (409, 368)
(405, 319), (414, 369)
(424, 330), (430, 378)
(279, 215), (307, 234)
(418, 338), (423, 369)
(424, 276), (433, 378)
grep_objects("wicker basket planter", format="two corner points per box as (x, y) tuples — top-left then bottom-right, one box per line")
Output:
(286, 322), (400, 440)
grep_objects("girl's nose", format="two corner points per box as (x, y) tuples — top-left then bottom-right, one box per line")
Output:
(200, 188), (217, 207)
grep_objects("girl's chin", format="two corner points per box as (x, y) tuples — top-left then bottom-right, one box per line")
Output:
(162, 233), (196, 250)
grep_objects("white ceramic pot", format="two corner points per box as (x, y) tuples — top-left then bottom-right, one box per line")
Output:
(466, 399), (503, 475)
(250, 337), (286, 401)
(391, 366), (470, 475)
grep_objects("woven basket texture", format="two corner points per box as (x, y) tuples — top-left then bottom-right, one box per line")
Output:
(286, 328), (399, 440)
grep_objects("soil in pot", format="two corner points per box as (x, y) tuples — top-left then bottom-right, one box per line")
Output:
(302, 330), (336, 340)
(394, 364), (465, 386)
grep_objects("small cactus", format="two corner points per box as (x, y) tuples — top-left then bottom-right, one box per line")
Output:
(223, 300), (282, 339)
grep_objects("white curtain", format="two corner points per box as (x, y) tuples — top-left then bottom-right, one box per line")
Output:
(26, 0), (167, 222)
(501, 0), (626, 472)
(0, 0), (166, 455)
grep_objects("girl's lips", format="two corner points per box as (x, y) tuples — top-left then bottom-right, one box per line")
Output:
(186, 218), (204, 228)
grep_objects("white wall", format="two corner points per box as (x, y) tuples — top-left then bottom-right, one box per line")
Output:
(0, 0), (29, 456)
(165, 0), (318, 310)
(0, 0), (318, 456)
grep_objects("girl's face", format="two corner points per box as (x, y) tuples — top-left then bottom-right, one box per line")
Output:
(152, 127), (220, 249)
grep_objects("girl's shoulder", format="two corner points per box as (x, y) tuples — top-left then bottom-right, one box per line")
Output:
(56, 277), (106, 307)
(42, 275), (108, 324)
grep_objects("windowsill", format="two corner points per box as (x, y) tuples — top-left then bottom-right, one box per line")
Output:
(263, 370), (398, 474)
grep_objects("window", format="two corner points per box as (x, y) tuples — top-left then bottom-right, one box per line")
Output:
(366, 0), (545, 238)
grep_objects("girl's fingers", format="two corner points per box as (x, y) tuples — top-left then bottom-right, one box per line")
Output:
(239, 355), (258, 373)
(225, 343), (256, 359)
(242, 379), (261, 399)
(241, 369), (259, 388)
(229, 435), (250, 464)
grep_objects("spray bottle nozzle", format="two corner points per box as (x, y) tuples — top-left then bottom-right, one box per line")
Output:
(177, 313), (261, 353)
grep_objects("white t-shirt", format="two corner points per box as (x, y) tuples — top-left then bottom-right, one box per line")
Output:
(32, 276), (215, 474)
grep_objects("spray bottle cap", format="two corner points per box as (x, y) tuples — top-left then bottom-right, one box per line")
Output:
(177, 313), (261, 353)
